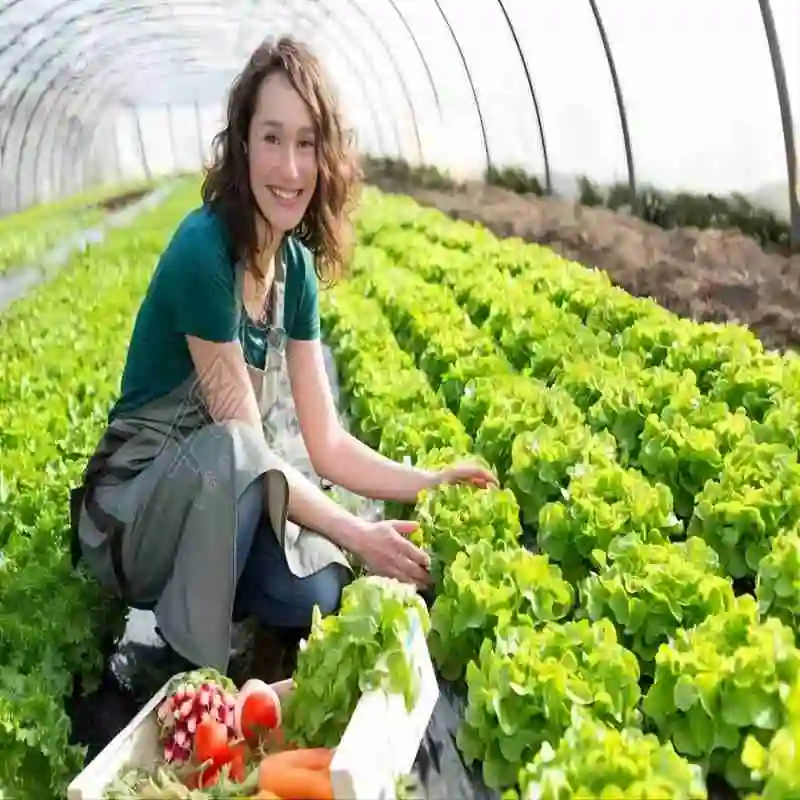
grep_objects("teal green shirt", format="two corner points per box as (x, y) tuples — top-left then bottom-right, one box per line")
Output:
(108, 204), (320, 421)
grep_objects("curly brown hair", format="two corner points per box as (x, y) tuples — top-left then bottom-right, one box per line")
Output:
(201, 35), (361, 283)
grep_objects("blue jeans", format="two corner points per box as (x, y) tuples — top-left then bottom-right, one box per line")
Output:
(232, 478), (351, 629)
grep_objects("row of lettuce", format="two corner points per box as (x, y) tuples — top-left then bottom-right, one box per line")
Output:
(0, 178), (197, 799)
(0, 178), (156, 276)
(318, 189), (800, 797)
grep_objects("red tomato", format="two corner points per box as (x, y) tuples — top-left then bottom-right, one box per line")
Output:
(194, 717), (231, 766)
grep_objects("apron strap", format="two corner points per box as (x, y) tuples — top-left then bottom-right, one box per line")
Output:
(266, 241), (288, 357)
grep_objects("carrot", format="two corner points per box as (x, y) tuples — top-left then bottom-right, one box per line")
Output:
(254, 792), (281, 799)
(258, 764), (333, 799)
(259, 747), (334, 773)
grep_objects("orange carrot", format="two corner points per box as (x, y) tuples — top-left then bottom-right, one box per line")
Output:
(259, 747), (334, 773)
(258, 764), (333, 799)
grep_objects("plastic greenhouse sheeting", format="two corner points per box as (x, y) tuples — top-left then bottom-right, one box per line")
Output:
(0, 0), (796, 234)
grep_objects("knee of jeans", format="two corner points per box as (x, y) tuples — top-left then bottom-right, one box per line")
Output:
(299, 565), (351, 617)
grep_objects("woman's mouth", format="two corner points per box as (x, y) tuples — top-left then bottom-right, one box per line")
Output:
(268, 186), (302, 202)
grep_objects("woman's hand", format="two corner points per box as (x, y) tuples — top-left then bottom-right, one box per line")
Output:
(434, 460), (499, 489)
(353, 519), (432, 589)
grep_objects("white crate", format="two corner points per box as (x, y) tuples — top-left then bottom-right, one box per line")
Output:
(67, 609), (439, 800)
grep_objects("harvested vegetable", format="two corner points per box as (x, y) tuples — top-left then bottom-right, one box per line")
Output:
(157, 669), (237, 763)
(235, 679), (282, 743)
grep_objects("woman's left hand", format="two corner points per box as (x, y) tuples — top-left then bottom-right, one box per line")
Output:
(434, 461), (498, 489)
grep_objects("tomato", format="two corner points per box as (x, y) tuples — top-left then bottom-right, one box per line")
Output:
(194, 717), (231, 766)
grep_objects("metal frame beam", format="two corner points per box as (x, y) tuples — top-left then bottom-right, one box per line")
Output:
(34, 8), (392, 204)
(759, 0), (800, 250)
(3, 3), (408, 209)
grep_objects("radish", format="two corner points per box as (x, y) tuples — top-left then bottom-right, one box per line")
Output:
(233, 679), (282, 743)
(156, 679), (237, 763)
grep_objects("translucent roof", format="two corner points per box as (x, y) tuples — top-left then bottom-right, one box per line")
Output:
(0, 0), (797, 243)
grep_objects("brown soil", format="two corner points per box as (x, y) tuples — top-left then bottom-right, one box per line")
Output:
(95, 188), (150, 212)
(366, 171), (800, 353)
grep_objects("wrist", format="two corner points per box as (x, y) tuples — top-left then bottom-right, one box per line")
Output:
(334, 513), (371, 555)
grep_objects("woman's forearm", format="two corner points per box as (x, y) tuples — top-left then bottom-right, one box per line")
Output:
(316, 429), (439, 504)
(274, 458), (369, 554)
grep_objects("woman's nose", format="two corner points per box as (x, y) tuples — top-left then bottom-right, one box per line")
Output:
(280, 145), (301, 180)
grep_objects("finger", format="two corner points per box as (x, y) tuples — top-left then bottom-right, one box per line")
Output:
(388, 519), (419, 535)
(396, 534), (431, 570)
(397, 557), (432, 588)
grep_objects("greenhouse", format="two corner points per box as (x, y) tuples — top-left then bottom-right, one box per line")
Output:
(1, 1), (800, 799)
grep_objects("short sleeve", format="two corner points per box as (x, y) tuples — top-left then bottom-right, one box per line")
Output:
(161, 212), (239, 343)
(288, 242), (321, 341)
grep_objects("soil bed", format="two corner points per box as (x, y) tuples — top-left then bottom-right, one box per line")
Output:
(366, 169), (800, 353)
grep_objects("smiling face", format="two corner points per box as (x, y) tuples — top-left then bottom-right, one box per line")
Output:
(247, 71), (319, 239)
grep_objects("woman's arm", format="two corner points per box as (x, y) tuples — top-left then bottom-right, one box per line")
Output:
(187, 336), (368, 553)
(289, 338), (458, 504)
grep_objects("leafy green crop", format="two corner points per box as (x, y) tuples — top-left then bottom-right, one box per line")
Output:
(756, 526), (800, 630)
(579, 534), (735, 669)
(281, 576), (430, 748)
(515, 709), (708, 800)
(688, 440), (800, 578)
(538, 462), (682, 579)
(508, 421), (617, 527)
(642, 595), (800, 789)
(458, 619), (641, 789)
(428, 540), (574, 681)
(413, 482), (521, 589)
(0, 177), (195, 798)
(741, 680), (800, 799)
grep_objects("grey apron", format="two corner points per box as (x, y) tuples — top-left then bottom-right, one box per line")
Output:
(69, 240), (352, 672)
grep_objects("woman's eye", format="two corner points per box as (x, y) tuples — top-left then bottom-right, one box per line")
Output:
(264, 134), (279, 144)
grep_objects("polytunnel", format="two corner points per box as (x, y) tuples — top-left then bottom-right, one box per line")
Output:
(0, 0), (797, 245)
(4, 3), (800, 800)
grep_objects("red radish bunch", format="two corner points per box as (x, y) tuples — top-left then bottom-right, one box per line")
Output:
(156, 680), (237, 763)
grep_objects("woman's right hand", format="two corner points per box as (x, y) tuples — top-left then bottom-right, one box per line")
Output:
(352, 519), (432, 589)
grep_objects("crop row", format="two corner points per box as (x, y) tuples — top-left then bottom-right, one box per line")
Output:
(0, 179), (156, 276)
(0, 178), (198, 799)
(320, 191), (800, 796)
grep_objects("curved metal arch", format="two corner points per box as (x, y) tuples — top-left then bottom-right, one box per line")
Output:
(495, 0), (551, 195)
(45, 2), (400, 206)
(58, 71), (216, 200)
(35, 56), (212, 205)
(0, 0), (422, 164)
(429, 0), (491, 173)
(0, 3), (229, 125)
(45, 7), (394, 192)
(47, 10), (393, 203)
(588, 0), (635, 198)
(384, 0), (442, 117)
(331, 0), (423, 163)
(11, 33), (211, 208)
(14, 9), (403, 208)
(40, 55), (389, 211)
(759, 0), (800, 250)
(1, 1), (396, 158)
(1, 16), (215, 156)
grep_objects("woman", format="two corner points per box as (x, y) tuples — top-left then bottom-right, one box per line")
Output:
(70, 36), (495, 675)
